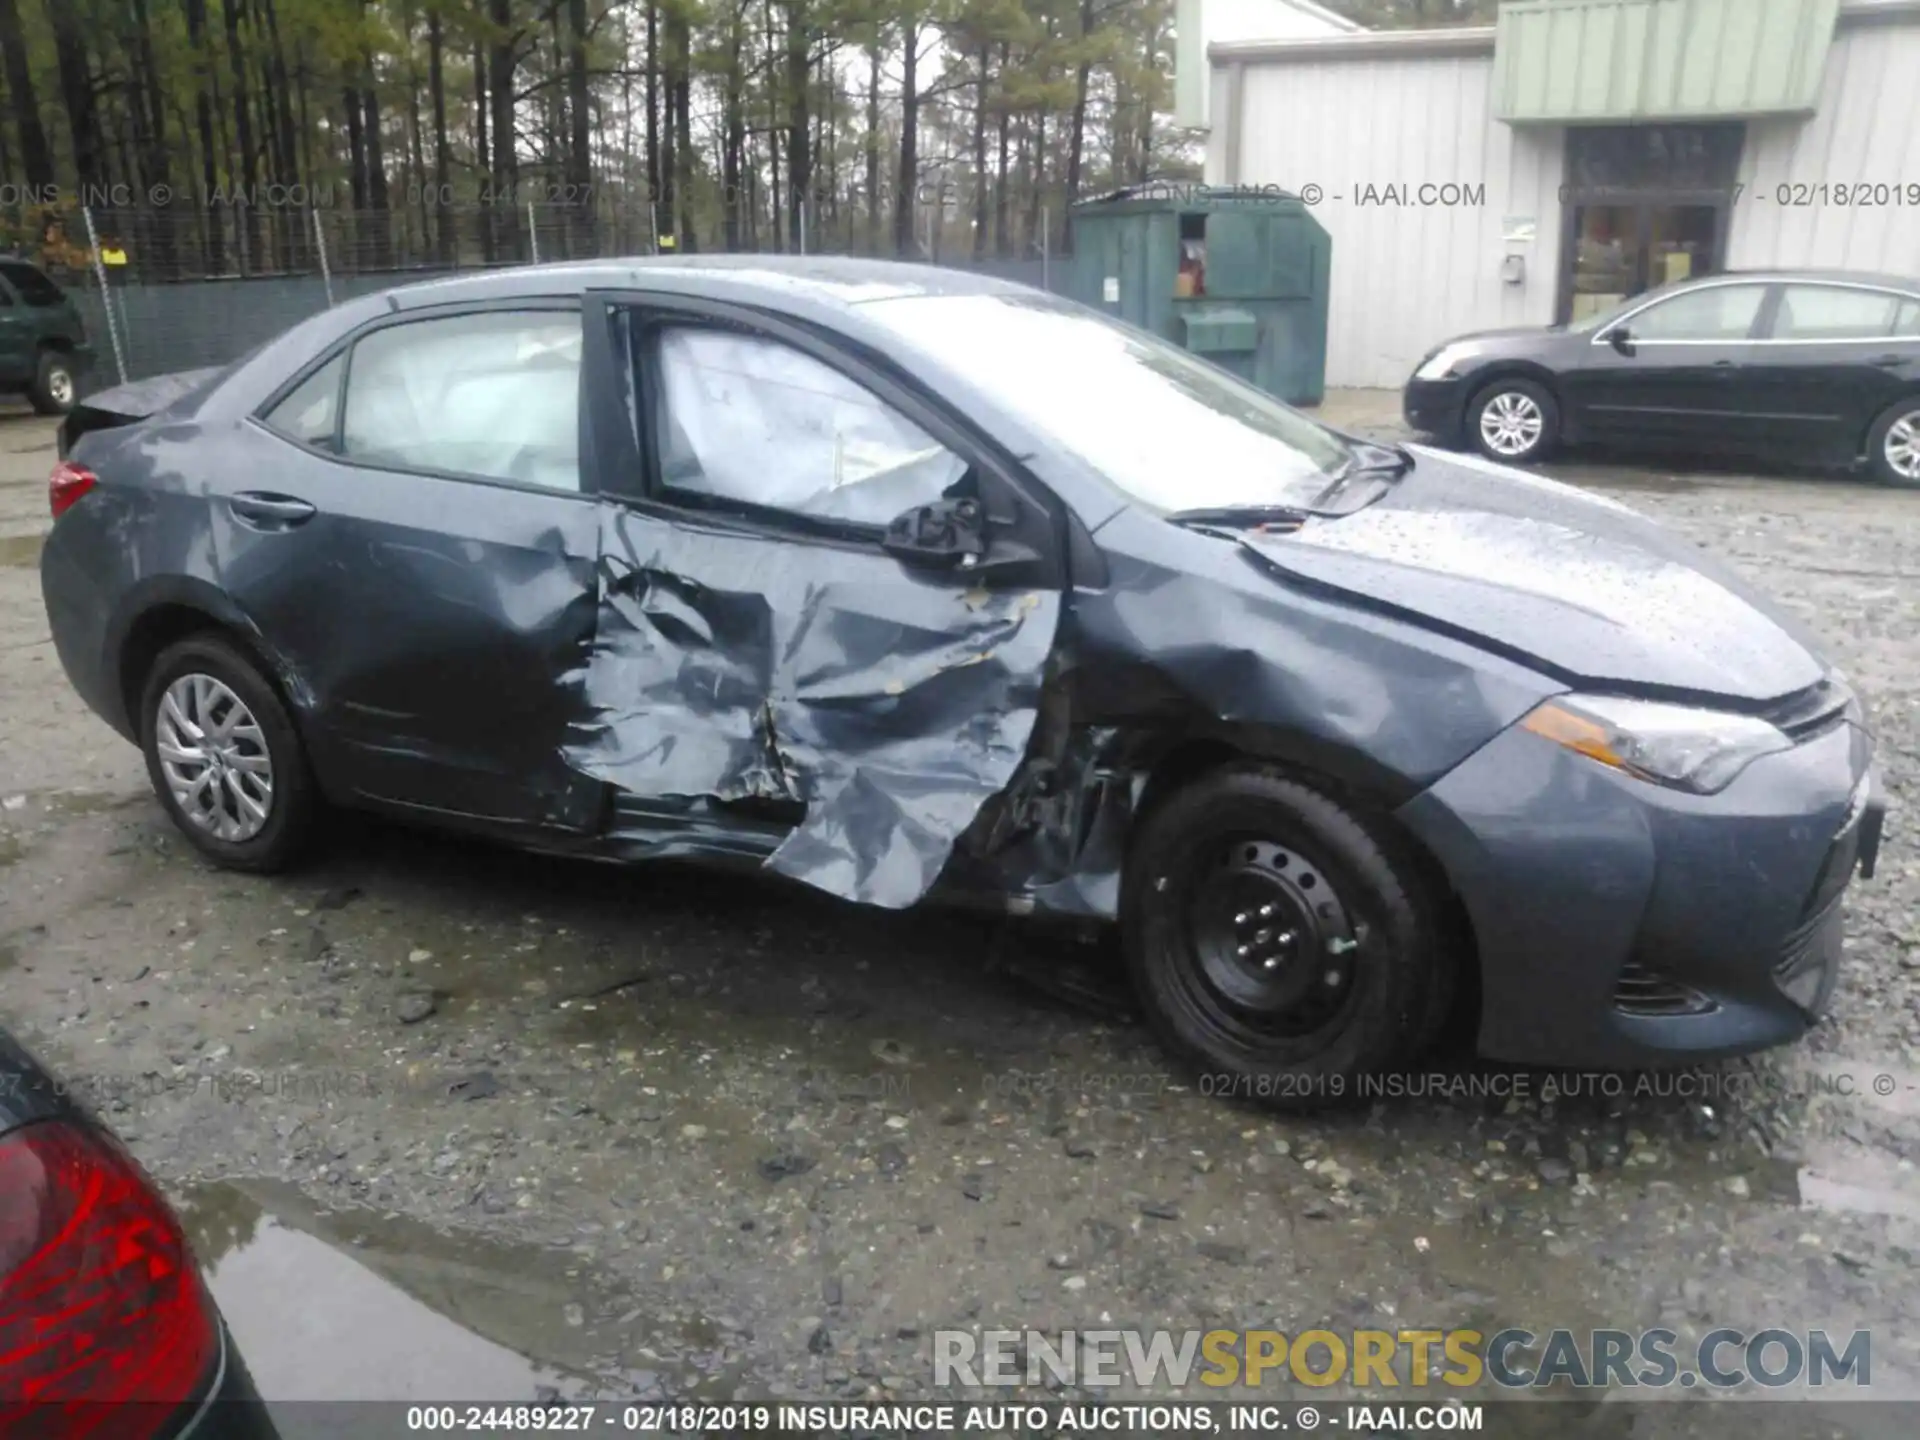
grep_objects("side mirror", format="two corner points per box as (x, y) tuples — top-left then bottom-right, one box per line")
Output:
(882, 495), (988, 573)
(1604, 326), (1635, 355)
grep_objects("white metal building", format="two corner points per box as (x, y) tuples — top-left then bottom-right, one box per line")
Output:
(1189, 0), (1920, 388)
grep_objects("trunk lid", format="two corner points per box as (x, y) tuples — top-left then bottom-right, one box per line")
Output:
(58, 366), (225, 458)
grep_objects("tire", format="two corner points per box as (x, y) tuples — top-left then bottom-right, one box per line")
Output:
(1122, 764), (1450, 1112)
(1466, 377), (1558, 464)
(1865, 396), (1920, 489)
(138, 634), (317, 873)
(27, 350), (77, 416)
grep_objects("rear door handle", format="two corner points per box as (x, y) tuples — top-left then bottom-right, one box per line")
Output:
(229, 492), (317, 528)
(1869, 354), (1906, 368)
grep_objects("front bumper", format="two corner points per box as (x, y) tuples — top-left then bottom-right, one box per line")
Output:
(1397, 715), (1882, 1069)
(1403, 375), (1470, 441)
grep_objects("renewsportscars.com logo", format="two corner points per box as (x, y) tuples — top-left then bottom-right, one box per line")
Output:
(933, 1328), (1873, 1391)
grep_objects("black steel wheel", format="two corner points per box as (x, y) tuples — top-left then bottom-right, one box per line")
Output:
(1123, 763), (1450, 1111)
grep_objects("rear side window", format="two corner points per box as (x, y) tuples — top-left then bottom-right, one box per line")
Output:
(0, 262), (64, 307)
(1899, 298), (1920, 337)
(340, 310), (583, 492)
(1772, 285), (1904, 341)
(262, 354), (344, 450)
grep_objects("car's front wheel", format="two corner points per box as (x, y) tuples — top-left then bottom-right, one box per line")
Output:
(27, 350), (77, 416)
(1466, 377), (1558, 464)
(138, 634), (318, 872)
(1866, 396), (1920, 488)
(1122, 764), (1451, 1111)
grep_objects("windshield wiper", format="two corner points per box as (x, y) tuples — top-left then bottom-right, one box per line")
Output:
(1309, 440), (1413, 510)
(1336, 439), (1414, 479)
(1165, 503), (1314, 536)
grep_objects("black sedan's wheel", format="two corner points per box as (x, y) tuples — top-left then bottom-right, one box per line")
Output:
(27, 351), (77, 416)
(1866, 397), (1920, 488)
(1466, 378), (1558, 464)
(139, 634), (317, 872)
(1123, 765), (1448, 1111)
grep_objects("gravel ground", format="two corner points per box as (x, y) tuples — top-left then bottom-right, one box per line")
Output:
(3, 398), (1919, 1416)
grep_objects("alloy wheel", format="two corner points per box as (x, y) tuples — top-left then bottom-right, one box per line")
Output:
(155, 673), (275, 842)
(47, 366), (74, 407)
(1887, 412), (1920, 482)
(1479, 390), (1544, 457)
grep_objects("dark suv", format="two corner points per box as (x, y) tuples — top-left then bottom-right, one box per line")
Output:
(0, 256), (91, 414)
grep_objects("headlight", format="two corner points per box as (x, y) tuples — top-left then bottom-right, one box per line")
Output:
(1520, 694), (1792, 795)
(1414, 345), (1470, 381)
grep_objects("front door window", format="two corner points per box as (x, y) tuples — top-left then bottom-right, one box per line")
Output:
(1624, 284), (1766, 342)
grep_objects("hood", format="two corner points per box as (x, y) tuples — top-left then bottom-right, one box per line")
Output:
(1419, 325), (1567, 364)
(1239, 446), (1826, 704)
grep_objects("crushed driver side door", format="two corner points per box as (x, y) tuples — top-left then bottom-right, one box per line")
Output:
(564, 292), (1066, 909)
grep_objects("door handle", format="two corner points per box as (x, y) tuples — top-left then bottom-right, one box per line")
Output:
(1869, 354), (1905, 368)
(229, 492), (317, 528)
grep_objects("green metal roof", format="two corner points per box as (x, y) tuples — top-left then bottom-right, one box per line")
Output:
(1493, 0), (1840, 123)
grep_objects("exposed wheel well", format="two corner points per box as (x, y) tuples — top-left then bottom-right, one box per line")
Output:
(38, 336), (75, 354)
(117, 605), (285, 737)
(1466, 367), (1560, 413)
(1864, 390), (1920, 451)
(1134, 739), (1483, 1051)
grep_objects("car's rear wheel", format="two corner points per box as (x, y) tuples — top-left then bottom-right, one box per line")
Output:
(28, 350), (77, 416)
(138, 634), (317, 872)
(1122, 764), (1449, 1112)
(1466, 377), (1558, 464)
(1866, 397), (1920, 488)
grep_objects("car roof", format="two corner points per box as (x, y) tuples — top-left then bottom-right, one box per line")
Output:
(376, 255), (1035, 312)
(1679, 268), (1920, 295)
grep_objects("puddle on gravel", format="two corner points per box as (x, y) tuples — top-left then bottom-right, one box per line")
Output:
(1798, 1147), (1920, 1224)
(179, 1179), (726, 1403)
(0, 532), (43, 567)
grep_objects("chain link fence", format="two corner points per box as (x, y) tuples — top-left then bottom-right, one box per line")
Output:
(48, 200), (1060, 396)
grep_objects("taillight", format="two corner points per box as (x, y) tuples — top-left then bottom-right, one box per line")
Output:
(48, 460), (96, 519)
(0, 1120), (219, 1437)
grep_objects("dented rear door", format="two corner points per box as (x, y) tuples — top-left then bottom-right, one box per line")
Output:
(228, 301), (605, 828)
(565, 293), (1064, 909)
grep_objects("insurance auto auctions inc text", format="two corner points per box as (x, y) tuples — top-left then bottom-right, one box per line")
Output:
(934, 1327), (1872, 1392)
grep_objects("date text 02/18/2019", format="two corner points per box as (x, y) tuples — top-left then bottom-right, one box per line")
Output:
(399, 1402), (1486, 1433)
(1558, 181), (1920, 206)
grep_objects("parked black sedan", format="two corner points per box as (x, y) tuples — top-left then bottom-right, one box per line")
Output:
(0, 1025), (278, 1437)
(1403, 269), (1920, 485)
(40, 258), (1884, 1108)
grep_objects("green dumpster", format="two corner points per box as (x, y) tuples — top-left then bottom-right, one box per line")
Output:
(1067, 183), (1332, 405)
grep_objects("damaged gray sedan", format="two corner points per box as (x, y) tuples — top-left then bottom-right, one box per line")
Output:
(39, 259), (1887, 1107)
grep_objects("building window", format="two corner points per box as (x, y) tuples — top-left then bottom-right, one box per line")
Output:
(1565, 124), (1745, 194)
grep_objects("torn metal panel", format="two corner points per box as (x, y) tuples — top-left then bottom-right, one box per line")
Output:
(960, 719), (1143, 920)
(566, 503), (1061, 909)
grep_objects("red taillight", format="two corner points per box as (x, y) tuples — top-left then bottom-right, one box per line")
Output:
(48, 461), (96, 519)
(0, 1121), (218, 1437)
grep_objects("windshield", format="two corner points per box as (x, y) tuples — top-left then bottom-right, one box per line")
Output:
(859, 292), (1355, 513)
